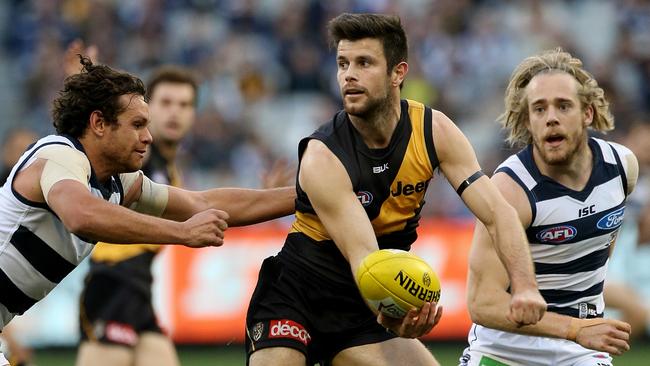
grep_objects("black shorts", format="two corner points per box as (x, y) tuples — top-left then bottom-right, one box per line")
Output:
(245, 234), (396, 365)
(79, 273), (162, 347)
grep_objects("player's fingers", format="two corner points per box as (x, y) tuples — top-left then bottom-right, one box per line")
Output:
(87, 45), (99, 62)
(523, 308), (539, 325)
(603, 341), (627, 356)
(603, 345), (622, 356)
(415, 302), (431, 327)
(506, 307), (521, 326)
(213, 209), (230, 221)
(423, 303), (442, 334)
(612, 319), (632, 334)
(432, 304), (443, 326)
(609, 337), (630, 353)
(509, 302), (524, 323)
(397, 308), (419, 337)
(612, 328), (630, 342)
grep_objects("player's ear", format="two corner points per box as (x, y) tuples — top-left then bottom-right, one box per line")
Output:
(583, 104), (594, 127)
(88, 110), (106, 136)
(392, 61), (408, 88)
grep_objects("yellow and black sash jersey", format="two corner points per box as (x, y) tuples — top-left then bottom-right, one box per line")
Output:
(291, 99), (438, 250)
(88, 143), (182, 294)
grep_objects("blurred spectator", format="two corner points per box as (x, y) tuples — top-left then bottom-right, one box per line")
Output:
(0, 0), (649, 194)
(0, 128), (38, 184)
(606, 120), (650, 340)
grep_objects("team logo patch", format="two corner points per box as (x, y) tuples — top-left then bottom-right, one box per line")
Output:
(105, 321), (138, 346)
(536, 225), (577, 243)
(422, 272), (431, 287)
(268, 319), (311, 346)
(596, 207), (625, 230)
(357, 191), (373, 206)
(251, 322), (264, 341)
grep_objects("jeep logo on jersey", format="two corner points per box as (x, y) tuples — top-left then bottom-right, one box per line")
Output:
(596, 207), (625, 230)
(357, 191), (373, 206)
(391, 180), (427, 197)
(536, 225), (577, 243)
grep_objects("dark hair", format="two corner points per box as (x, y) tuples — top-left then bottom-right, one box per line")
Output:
(52, 56), (146, 138)
(327, 13), (408, 74)
(146, 66), (198, 105)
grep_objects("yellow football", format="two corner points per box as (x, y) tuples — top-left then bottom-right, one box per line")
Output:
(356, 249), (441, 318)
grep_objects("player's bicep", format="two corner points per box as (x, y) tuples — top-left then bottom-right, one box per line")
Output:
(299, 140), (376, 259)
(47, 179), (101, 232)
(432, 111), (482, 190)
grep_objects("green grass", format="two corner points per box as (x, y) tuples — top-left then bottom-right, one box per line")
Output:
(31, 341), (650, 365)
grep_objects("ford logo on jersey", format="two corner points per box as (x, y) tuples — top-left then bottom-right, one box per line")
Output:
(596, 207), (625, 230)
(356, 191), (373, 206)
(536, 225), (577, 243)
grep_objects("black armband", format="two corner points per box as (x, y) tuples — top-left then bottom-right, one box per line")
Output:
(456, 170), (485, 196)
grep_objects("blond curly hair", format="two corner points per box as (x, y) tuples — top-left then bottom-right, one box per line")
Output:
(498, 48), (614, 147)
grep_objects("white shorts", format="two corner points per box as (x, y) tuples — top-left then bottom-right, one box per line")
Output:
(459, 324), (612, 366)
(0, 352), (7, 366)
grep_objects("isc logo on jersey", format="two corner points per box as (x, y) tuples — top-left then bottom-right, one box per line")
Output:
(536, 225), (577, 243)
(596, 207), (625, 230)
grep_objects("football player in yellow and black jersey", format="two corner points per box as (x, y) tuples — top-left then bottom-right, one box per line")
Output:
(246, 13), (547, 366)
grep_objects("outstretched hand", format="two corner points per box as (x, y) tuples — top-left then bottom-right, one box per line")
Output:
(574, 318), (631, 356)
(508, 287), (547, 326)
(182, 209), (230, 248)
(261, 158), (296, 189)
(63, 39), (99, 76)
(377, 302), (443, 338)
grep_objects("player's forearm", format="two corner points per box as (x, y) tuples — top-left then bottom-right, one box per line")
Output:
(68, 198), (186, 244)
(469, 280), (569, 339)
(200, 187), (296, 226)
(487, 205), (537, 292)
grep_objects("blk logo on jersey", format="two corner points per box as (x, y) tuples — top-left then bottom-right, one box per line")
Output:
(536, 225), (577, 243)
(373, 163), (389, 174)
(596, 207), (625, 230)
(357, 191), (373, 206)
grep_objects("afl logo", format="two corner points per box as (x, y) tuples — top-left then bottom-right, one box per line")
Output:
(596, 207), (625, 230)
(536, 225), (577, 243)
(357, 191), (373, 206)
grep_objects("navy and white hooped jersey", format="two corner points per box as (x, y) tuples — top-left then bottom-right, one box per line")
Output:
(495, 137), (631, 319)
(0, 135), (124, 328)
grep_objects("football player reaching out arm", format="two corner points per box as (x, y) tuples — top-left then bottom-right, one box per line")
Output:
(299, 110), (546, 338)
(431, 110), (547, 327)
(466, 156), (638, 355)
(16, 144), (295, 248)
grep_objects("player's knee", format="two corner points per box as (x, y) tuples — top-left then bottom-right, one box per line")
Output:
(76, 341), (133, 366)
(249, 347), (306, 366)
